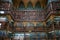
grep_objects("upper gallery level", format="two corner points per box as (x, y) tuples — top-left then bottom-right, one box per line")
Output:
(0, 0), (60, 21)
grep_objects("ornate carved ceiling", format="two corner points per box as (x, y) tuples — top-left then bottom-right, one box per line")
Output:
(12, 0), (48, 8)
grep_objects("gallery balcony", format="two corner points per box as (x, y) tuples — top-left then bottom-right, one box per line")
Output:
(45, 1), (60, 19)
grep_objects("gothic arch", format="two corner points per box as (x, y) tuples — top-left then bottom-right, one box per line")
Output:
(35, 1), (41, 9)
(27, 1), (33, 9)
(19, 1), (25, 10)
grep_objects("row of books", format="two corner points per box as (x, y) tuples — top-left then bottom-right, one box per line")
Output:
(0, 2), (11, 10)
(9, 32), (47, 38)
(11, 11), (44, 20)
(52, 2), (60, 10)
(15, 22), (43, 27)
